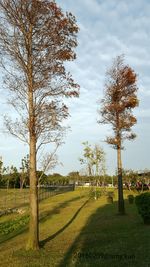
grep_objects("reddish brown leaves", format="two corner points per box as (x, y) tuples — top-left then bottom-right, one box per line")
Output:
(65, 90), (79, 97)
(121, 66), (137, 85)
(99, 55), (139, 149)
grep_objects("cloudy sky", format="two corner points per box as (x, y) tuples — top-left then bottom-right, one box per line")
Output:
(0, 0), (150, 175)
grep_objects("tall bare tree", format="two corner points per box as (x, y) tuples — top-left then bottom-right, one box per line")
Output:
(79, 142), (93, 176)
(0, 0), (79, 249)
(98, 55), (138, 215)
(38, 143), (60, 185)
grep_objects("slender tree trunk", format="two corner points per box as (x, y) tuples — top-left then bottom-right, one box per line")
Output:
(26, 23), (39, 248)
(96, 162), (98, 177)
(26, 85), (39, 249)
(26, 93), (39, 249)
(27, 133), (39, 250)
(88, 164), (92, 176)
(117, 145), (125, 215)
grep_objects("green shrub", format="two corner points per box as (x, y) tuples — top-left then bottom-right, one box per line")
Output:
(128, 194), (134, 204)
(135, 192), (150, 224)
(0, 215), (29, 235)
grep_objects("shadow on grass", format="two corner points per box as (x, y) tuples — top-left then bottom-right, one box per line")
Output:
(39, 195), (85, 223)
(58, 199), (150, 267)
(0, 225), (28, 247)
(40, 199), (89, 248)
(0, 194), (85, 246)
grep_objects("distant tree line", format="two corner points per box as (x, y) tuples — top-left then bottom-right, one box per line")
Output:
(1, 165), (149, 188)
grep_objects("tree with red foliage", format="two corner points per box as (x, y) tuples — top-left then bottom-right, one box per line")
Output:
(98, 55), (139, 215)
(0, 0), (79, 249)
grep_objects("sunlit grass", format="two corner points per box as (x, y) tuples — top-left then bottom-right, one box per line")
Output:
(0, 188), (149, 267)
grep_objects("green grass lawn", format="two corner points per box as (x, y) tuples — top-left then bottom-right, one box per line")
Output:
(0, 188), (149, 267)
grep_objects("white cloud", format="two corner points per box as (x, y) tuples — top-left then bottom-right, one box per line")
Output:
(0, 0), (150, 175)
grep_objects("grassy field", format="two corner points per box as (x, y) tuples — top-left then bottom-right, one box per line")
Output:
(0, 188), (150, 267)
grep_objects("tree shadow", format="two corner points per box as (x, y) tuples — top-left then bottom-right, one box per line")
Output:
(39, 195), (85, 223)
(0, 224), (28, 247)
(58, 199), (150, 267)
(40, 199), (89, 248)
(0, 195), (84, 245)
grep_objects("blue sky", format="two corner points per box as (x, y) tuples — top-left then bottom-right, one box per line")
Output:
(0, 0), (150, 175)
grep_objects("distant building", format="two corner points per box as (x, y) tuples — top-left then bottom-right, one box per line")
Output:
(75, 181), (92, 187)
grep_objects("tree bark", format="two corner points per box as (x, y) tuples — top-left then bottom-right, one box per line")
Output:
(26, 90), (39, 249)
(26, 22), (39, 248)
(117, 144), (125, 215)
(88, 164), (92, 176)
(27, 134), (39, 250)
